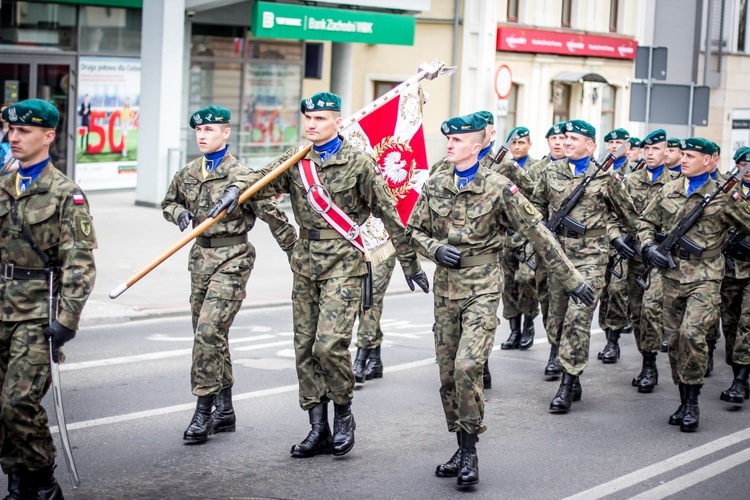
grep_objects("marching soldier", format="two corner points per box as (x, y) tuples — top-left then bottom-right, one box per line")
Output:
(665, 137), (683, 179)
(209, 92), (429, 458)
(637, 137), (750, 431)
(704, 142), (724, 376)
(626, 137), (642, 167)
(162, 105), (297, 443)
(407, 113), (593, 487)
(0, 99), (97, 498)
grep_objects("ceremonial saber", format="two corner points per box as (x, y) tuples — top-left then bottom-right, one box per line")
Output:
(110, 59), (455, 299)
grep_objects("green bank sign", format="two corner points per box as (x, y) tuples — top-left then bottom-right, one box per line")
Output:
(252, 1), (415, 46)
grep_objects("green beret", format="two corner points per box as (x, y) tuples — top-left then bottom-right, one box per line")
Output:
(680, 137), (716, 155)
(2, 99), (59, 128)
(603, 128), (630, 142)
(189, 105), (231, 129)
(628, 137), (641, 148)
(565, 119), (595, 139)
(507, 126), (530, 142)
(712, 143), (721, 155)
(545, 122), (566, 138)
(734, 146), (750, 163)
(642, 129), (667, 145)
(667, 137), (681, 148)
(440, 113), (487, 135)
(301, 92), (341, 113)
(475, 110), (494, 125)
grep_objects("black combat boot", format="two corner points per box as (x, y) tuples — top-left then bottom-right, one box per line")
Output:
(482, 359), (492, 389)
(720, 364), (750, 404)
(600, 329), (621, 364)
(660, 332), (668, 352)
(597, 329), (609, 360)
(332, 401), (356, 456)
(549, 372), (576, 413)
(501, 315), (522, 349)
(638, 352), (659, 393)
(211, 385), (236, 434)
(456, 430), (479, 487)
(571, 375), (582, 402)
(364, 345), (383, 380)
(519, 315), (535, 350)
(16, 465), (63, 500)
(705, 340), (716, 377)
(183, 395), (215, 442)
(669, 383), (687, 426)
(4, 471), (21, 500)
(352, 348), (370, 384)
(435, 432), (462, 477)
(680, 384), (701, 432)
(291, 403), (333, 457)
(544, 345), (562, 378)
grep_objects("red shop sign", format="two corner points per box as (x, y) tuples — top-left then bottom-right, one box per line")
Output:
(496, 26), (637, 60)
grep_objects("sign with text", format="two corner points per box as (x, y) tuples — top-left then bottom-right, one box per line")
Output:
(496, 26), (637, 60)
(252, 1), (415, 46)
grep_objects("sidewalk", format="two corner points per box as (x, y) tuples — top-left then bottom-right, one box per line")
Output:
(82, 190), (435, 327)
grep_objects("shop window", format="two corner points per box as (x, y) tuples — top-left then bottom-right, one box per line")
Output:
(80, 6), (141, 55)
(496, 84), (518, 143)
(507, 0), (519, 22)
(609, 0), (619, 32)
(561, 0), (573, 28)
(552, 82), (571, 124)
(192, 24), (245, 58)
(599, 85), (616, 138)
(247, 40), (303, 61)
(0, 1), (77, 50)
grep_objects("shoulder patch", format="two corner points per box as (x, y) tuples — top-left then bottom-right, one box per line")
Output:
(507, 184), (519, 196)
(614, 173), (622, 182)
(733, 192), (741, 201)
(72, 192), (85, 205)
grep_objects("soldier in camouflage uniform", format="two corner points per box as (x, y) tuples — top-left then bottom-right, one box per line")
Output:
(0, 99), (96, 499)
(704, 143), (724, 376)
(210, 92), (428, 458)
(626, 137), (642, 170)
(665, 138), (684, 179)
(637, 137), (750, 432)
(162, 105), (297, 443)
(719, 147), (750, 407)
(530, 120), (635, 413)
(407, 113), (593, 488)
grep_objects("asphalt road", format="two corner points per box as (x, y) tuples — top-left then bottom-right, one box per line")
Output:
(16, 293), (750, 499)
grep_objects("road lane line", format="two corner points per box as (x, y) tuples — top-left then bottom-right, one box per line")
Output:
(563, 427), (750, 500)
(629, 446), (750, 499)
(146, 333), (275, 343)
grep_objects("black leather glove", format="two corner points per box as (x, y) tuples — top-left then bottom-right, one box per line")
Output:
(435, 245), (461, 268)
(178, 210), (195, 232)
(404, 269), (430, 293)
(45, 320), (76, 364)
(612, 237), (635, 260)
(207, 186), (240, 217)
(643, 242), (670, 269)
(569, 282), (596, 307)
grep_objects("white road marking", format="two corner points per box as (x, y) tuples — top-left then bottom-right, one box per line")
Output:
(146, 333), (275, 343)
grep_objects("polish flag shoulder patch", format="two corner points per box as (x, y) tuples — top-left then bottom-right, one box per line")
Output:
(72, 193), (85, 205)
(733, 191), (741, 201)
(507, 184), (519, 196)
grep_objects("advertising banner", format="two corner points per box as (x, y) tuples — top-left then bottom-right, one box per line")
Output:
(75, 56), (140, 190)
(497, 27), (637, 60)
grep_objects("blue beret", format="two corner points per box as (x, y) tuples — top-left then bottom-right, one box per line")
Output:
(301, 92), (341, 113)
(189, 105), (231, 129)
(2, 99), (59, 128)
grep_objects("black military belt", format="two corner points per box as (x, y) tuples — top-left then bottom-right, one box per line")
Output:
(1, 263), (52, 281)
(195, 234), (247, 248)
(727, 249), (750, 262)
(299, 228), (345, 240)
(670, 247), (722, 260)
(555, 227), (607, 239)
(459, 253), (500, 268)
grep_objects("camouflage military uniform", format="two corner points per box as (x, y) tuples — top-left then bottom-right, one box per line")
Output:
(638, 178), (750, 385)
(355, 252), (396, 349)
(408, 167), (584, 434)
(250, 139), (420, 410)
(0, 162), (96, 473)
(162, 153), (296, 397)
(526, 156), (555, 328)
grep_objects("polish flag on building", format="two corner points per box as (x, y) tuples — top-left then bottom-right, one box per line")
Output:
(343, 84), (429, 263)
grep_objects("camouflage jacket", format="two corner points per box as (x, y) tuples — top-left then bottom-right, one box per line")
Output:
(430, 152), (536, 196)
(638, 177), (750, 283)
(407, 166), (584, 299)
(0, 163), (97, 330)
(162, 153), (297, 285)
(723, 184), (750, 280)
(250, 139), (420, 280)
(526, 155), (554, 184)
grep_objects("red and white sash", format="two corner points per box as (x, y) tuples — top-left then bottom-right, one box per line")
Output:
(298, 158), (367, 253)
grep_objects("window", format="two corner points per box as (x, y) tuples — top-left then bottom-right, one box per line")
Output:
(552, 82), (571, 124)
(738, 0), (748, 52)
(507, 0), (519, 22)
(599, 85), (616, 138)
(496, 84), (518, 142)
(373, 81), (398, 100)
(0, 1), (77, 50)
(80, 6), (141, 55)
(609, 0), (619, 32)
(561, 0), (572, 28)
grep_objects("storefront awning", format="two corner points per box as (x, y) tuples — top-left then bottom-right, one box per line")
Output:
(552, 71), (609, 84)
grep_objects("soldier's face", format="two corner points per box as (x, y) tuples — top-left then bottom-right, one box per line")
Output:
(195, 124), (230, 154)
(7, 124), (55, 166)
(483, 126), (496, 148)
(708, 153), (720, 173)
(511, 137), (531, 159)
(608, 139), (625, 155)
(304, 111), (342, 146)
(681, 150), (711, 177)
(665, 147), (683, 165)
(547, 134), (565, 158)
(741, 161), (750, 181)
(446, 132), (482, 168)
(644, 142), (667, 168)
(564, 133), (592, 160)
(626, 147), (642, 162)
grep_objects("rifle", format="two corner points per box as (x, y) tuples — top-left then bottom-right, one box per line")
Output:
(609, 233), (636, 279)
(722, 227), (750, 273)
(636, 164), (750, 290)
(491, 131), (520, 164)
(631, 158), (646, 172)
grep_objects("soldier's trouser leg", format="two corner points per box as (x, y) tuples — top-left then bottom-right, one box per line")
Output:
(515, 251), (539, 319)
(190, 271), (247, 396)
(546, 270), (571, 348)
(434, 293), (499, 435)
(501, 251), (524, 320)
(626, 259), (646, 352)
(293, 274), (361, 411)
(535, 261), (549, 331)
(0, 320), (55, 473)
(355, 253), (396, 349)
(597, 259), (613, 330)
(664, 278), (720, 386)
(721, 276), (750, 365)
(640, 270), (664, 352)
(604, 260), (629, 332)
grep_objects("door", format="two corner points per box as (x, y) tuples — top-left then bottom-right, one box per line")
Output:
(0, 56), (76, 176)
